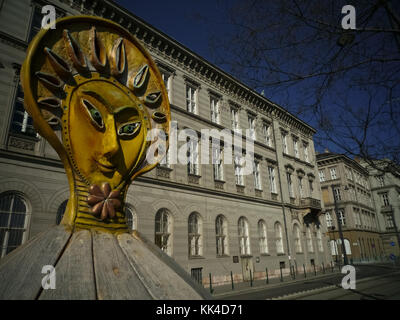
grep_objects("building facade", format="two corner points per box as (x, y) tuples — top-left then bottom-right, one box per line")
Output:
(317, 152), (384, 263)
(0, 0), (331, 286)
(358, 159), (400, 258)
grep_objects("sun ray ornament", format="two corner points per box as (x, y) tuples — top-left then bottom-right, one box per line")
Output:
(21, 16), (170, 233)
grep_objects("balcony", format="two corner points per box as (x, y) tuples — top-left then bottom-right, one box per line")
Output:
(298, 197), (322, 210)
(381, 205), (393, 213)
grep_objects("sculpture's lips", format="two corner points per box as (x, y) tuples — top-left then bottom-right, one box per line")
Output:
(95, 160), (116, 173)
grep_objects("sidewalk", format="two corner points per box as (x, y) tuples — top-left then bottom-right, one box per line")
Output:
(209, 268), (342, 298)
(209, 261), (400, 298)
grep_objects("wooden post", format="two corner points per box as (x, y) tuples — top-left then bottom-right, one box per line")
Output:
(313, 263), (316, 276)
(230, 271), (234, 290)
(280, 266), (283, 282)
(265, 268), (269, 284)
(250, 269), (253, 287)
(303, 264), (306, 278)
(322, 262), (325, 274)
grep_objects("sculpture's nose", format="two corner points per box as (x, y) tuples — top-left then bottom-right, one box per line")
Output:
(103, 117), (119, 159)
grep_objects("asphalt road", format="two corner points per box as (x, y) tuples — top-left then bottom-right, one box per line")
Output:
(217, 264), (400, 300)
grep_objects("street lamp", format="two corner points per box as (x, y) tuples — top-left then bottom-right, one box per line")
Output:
(331, 184), (349, 265)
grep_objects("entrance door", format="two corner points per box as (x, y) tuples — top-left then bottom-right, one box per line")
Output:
(241, 257), (254, 281)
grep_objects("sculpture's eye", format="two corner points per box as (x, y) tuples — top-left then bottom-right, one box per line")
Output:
(81, 98), (104, 129)
(118, 121), (141, 138)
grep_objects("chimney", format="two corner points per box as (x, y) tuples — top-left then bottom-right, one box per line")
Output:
(324, 148), (330, 153)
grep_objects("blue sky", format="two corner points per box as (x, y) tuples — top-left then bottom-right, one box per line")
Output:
(115, 0), (226, 63)
(114, 1), (399, 159)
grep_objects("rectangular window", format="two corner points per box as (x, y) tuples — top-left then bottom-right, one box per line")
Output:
(298, 177), (304, 198)
(293, 139), (299, 158)
(381, 192), (390, 206)
(210, 96), (220, 124)
(377, 175), (385, 187)
(234, 155), (244, 186)
(253, 160), (261, 190)
(386, 215), (394, 229)
(330, 168), (337, 180)
(248, 115), (256, 140)
(287, 173), (294, 198)
(338, 210), (346, 226)
(309, 180), (314, 197)
(161, 72), (171, 100)
(333, 187), (342, 201)
(319, 170), (325, 182)
(231, 107), (240, 132)
(213, 146), (224, 181)
(345, 167), (352, 180)
(268, 166), (277, 194)
(325, 211), (333, 228)
(354, 208), (361, 227)
(263, 123), (273, 147)
(282, 133), (288, 154)
(159, 145), (170, 168)
(10, 83), (36, 137)
(303, 143), (309, 162)
(186, 85), (197, 114)
(187, 139), (199, 175)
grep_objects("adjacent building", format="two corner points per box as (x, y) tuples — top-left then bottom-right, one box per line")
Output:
(358, 159), (400, 258)
(317, 152), (384, 263)
(0, 0), (331, 286)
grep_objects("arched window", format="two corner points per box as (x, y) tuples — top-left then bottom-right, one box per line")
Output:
(306, 227), (314, 253)
(215, 215), (229, 256)
(275, 222), (284, 254)
(317, 228), (324, 252)
(238, 217), (251, 255)
(0, 193), (29, 258)
(293, 224), (302, 253)
(155, 208), (172, 255)
(344, 239), (352, 255)
(258, 220), (268, 254)
(56, 200), (68, 225)
(188, 212), (202, 257)
(125, 205), (137, 231)
(330, 240), (338, 256)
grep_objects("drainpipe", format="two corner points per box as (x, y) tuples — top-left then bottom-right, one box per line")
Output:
(271, 119), (293, 273)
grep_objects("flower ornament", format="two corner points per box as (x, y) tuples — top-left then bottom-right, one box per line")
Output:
(87, 182), (121, 220)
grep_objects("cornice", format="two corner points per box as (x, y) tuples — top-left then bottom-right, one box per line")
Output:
(0, 31), (27, 51)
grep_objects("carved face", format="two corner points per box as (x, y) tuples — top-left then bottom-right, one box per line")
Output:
(67, 79), (148, 188)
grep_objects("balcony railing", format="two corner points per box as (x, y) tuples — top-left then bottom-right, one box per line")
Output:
(381, 205), (393, 213)
(299, 197), (322, 210)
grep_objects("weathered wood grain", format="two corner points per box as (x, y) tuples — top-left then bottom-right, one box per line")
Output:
(92, 230), (152, 300)
(39, 229), (96, 300)
(129, 231), (212, 300)
(118, 232), (204, 300)
(0, 225), (71, 300)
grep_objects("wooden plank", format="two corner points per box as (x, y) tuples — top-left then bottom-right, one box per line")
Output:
(92, 230), (152, 300)
(39, 229), (96, 300)
(128, 231), (212, 299)
(0, 225), (71, 300)
(117, 232), (204, 300)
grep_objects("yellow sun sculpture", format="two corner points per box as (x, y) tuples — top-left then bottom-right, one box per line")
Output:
(21, 16), (170, 233)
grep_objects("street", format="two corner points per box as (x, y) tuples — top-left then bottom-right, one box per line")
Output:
(215, 264), (400, 300)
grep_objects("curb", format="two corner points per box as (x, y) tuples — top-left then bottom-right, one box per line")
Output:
(212, 271), (342, 298)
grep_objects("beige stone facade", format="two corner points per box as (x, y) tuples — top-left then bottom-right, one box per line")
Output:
(0, 0), (331, 286)
(317, 152), (385, 263)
